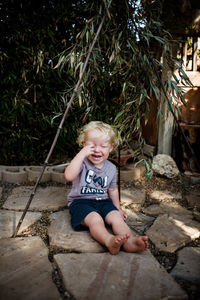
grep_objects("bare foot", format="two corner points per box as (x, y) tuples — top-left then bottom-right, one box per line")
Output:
(123, 236), (149, 253)
(106, 234), (130, 255)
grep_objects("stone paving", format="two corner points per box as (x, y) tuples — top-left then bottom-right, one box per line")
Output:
(3, 186), (70, 211)
(0, 178), (200, 299)
(0, 236), (61, 300)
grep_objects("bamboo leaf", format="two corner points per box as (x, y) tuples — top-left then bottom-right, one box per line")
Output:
(53, 55), (65, 69)
(172, 72), (179, 83)
(152, 85), (160, 99)
(122, 82), (126, 95)
(78, 93), (82, 106)
(51, 113), (62, 125)
(115, 110), (125, 120)
(24, 88), (29, 94)
(70, 52), (75, 68)
(109, 51), (115, 63)
(86, 31), (89, 43)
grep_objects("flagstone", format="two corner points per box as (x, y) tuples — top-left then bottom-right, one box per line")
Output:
(186, 191), (200, 210)
(193, 210), (200, 222)
(0, 236), (61, 300)
(0, 209), (42, 238)
(146, 214), (200, 253)
(149, 190), (182, 202)
(120, 188), (146, 210)
(3, 186), (69, 211)
(143, 202), (193, 217)
(54, 251), (187, 300)
(171, 247), (200, 285)
(122, 208), (155, 234)
(48, 210), (105, 252)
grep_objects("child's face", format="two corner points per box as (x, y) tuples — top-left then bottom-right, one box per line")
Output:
(84, 129), (113, 168)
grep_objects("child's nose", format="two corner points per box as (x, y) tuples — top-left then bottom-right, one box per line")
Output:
(94, 145), (100, 151)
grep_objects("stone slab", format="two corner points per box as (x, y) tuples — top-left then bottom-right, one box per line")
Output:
(143, 202), (193, 217)
(0, 236), (61, 300)
(120, 189), (146, 210)
(54, 251), (187, 300)
(193, 210), (200, 222)
(48, 210), (105, 252)
(146, 214), (200, 252)
(0, 209), (42, 238)
(186, 191), (200, 210)
(171, 247), (200, 285)
(3, 186), (69, 211)
(149, 190), (182, 202)
(122, 208), (155, 234)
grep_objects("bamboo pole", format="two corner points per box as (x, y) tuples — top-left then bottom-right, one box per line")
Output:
(13, 0), (112, 237)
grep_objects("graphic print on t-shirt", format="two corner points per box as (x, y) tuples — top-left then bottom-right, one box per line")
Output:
(80, 169), (108, 195)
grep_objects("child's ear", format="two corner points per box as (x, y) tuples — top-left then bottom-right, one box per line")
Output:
(109, 144), (114, 153)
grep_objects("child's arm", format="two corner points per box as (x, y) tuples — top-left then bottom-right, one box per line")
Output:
(65, 145), (94, 181)
(108, 187), (128, 220)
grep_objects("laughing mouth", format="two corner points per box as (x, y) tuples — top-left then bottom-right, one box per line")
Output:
(92, 154), (102, 159)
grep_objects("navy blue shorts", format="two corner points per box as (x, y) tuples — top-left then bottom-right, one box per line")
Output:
(69, 198), (118, 231)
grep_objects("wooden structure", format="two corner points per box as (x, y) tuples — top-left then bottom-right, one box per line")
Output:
(142, 1), (200, 172)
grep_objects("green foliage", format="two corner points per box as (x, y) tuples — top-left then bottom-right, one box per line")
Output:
(0, 0), (93, 164)
(54, 0), (191, 150)
(0, 0), (192, 166)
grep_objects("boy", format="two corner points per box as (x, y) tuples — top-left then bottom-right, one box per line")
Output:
(65, 121), (148, 255)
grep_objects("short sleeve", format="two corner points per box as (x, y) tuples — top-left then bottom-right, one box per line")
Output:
(108, 164), (117, 189)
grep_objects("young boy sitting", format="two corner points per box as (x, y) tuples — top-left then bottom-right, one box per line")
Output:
(65, 121), (148, 255)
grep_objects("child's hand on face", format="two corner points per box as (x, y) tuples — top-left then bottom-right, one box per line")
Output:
(81, 144), (95, 158)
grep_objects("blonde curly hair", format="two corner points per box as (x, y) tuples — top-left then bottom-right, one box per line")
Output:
(77, 121), (119, 148)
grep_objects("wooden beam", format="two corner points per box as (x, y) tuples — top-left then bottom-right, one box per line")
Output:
(157, 43), (176, 155)
(182, 39), (188, 69)
(192, 36), (198, 71)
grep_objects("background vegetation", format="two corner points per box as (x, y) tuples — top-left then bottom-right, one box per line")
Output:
(0, 0), (192, 165)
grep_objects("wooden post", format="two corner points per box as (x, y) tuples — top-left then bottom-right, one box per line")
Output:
(192, 36), (198, 71)
(182, 39), (188, 69)
(157, 42), (178, 155)
(157, 95), (174, 155)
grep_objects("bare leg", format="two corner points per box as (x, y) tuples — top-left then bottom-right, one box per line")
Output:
(82, 212), (129, 254)
(105, 210), (149, 253)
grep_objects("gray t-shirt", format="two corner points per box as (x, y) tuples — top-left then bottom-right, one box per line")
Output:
(67, 158), (117, 206)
